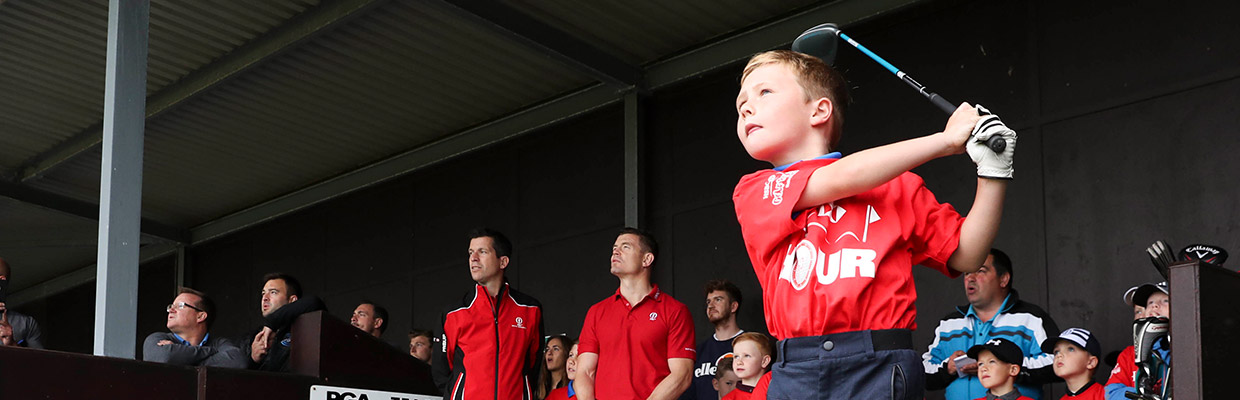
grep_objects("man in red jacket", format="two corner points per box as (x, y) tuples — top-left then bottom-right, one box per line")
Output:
(433, 228), (545, 400)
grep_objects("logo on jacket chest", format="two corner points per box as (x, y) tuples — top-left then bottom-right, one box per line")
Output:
(512, 317), (526, 329)
(778, 202), (881, 291)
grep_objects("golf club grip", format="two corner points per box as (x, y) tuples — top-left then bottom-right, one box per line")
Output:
(928, 94), (1005, 153)
(928, 93), (956, 115)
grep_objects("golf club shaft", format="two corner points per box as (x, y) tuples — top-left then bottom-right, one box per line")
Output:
(837, 31), (1006, 152)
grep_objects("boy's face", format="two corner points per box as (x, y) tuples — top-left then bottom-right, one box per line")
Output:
(1051, 341), (1097, 378)
(731, 340), (770, 381)
(712, 369), (739, 399)
(565, 344), (579, 381)
(977, 350), (1019, 390)
(1133, 304), (1146, 321)
(1144, 292), (1170, 319)
(736, 63), (822, 165)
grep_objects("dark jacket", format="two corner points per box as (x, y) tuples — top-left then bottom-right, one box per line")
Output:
(4, 310), (43, 349)
(242, 295), (327, 372)
(142, 331), (248, 368)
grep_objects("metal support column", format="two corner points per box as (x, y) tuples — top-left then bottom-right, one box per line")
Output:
(94, 0), (149, 358)
(174, 245), (186, 293)
(623, 91), (645, 228)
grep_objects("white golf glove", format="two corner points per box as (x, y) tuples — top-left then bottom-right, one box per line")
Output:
(968, 105), (1016, 179)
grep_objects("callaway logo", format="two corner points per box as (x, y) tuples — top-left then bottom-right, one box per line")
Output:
(1185, 245), (1221, 261)
(763, 171), (798, 206)
(512, 317), (526, 329)
(649, 312), (658, 321)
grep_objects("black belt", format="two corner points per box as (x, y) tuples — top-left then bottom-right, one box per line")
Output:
(781, 329), (913, 353)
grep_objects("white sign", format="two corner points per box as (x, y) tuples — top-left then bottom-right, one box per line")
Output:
(309, 385), (439, 400)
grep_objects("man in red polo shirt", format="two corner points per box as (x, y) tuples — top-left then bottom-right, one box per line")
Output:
(576, 228), (696, 400)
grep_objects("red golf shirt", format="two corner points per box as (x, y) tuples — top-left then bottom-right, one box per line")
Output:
(579, 285), (696, 399)
(734, 157), (964, 339)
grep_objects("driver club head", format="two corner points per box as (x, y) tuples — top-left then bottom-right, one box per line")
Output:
(791, 23), (840, 65)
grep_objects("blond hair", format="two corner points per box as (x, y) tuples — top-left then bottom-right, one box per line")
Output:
(742, 50), (850, 140)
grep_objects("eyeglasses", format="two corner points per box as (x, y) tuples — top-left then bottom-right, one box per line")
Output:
(167, 302), (204, 313)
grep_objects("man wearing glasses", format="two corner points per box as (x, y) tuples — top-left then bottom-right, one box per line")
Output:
(142, 287), (247, 368)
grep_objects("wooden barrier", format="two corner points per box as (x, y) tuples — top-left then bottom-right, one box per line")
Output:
(0, 345), (198, 399)
(0, 311), (436, 399)
(291, 310), (438, 395)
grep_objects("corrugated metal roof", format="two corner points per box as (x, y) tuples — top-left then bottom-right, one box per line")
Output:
(30, 0), (593, 227)
(0, 0), (319, 171)
(1, 0), (898, 293)
(507, 0), (827, 65)
(0, 196), (101, 291)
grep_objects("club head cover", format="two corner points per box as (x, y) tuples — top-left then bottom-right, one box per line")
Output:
(1178, 244), (1228, 267)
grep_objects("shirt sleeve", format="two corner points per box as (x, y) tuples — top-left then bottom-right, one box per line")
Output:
(21, 315), (44, 349)
(202, 337), (250, 369)
(732, 167), (816, 277)
(578, 303), (600, 355)
(665, 302), (697, 360)
(263, 295), (327, 331)
(431, 310), (453, 394)
(1105, 346), (1136, 400)
(921, 319), (960, 390)
(904, 174), (965, 277)
(1017, 312), (1060, 386)
(142, 332), (211, 365)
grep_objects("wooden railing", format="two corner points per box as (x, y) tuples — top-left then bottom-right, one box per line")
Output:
(0, 310), (437, 399)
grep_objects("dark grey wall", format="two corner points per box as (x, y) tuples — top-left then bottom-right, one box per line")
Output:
(20, 1), (1240, 398)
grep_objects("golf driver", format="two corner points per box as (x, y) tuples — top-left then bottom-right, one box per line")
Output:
(792, 23), (1006, 153)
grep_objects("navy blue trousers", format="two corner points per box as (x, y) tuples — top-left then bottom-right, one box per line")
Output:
(767, 330), (923, 400)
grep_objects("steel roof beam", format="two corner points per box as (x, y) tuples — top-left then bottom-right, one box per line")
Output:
(645, 0), (927, 89)
(11, 0), (387, 183)
(186, 0), (924, 247)
(437, 0), (642, 88)
(0, 180), (187, 243)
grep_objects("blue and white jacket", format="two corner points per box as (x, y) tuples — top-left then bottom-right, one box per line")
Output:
(922, 290), (1061, 400)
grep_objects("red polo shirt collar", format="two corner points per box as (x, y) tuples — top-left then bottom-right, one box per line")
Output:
(610, 284), (663, 308)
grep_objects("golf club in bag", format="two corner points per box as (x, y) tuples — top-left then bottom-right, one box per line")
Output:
(1128, 316), (1171, 400)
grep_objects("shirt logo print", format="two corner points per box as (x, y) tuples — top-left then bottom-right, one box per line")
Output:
(512, 317), (526, 329)
(649, 312), (658, 321)
(763, 171), (798, 206)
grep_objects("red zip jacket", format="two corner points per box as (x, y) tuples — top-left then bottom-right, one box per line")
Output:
(433, 283), (544, 400)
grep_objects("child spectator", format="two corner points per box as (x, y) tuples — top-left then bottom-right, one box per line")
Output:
(1106, 282), (1170, 400)
(1041, 328), (1104, 399)
(968, 338), (1034, 400)
(722, 333), (773, 400)
(712, 357), (738, 399)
